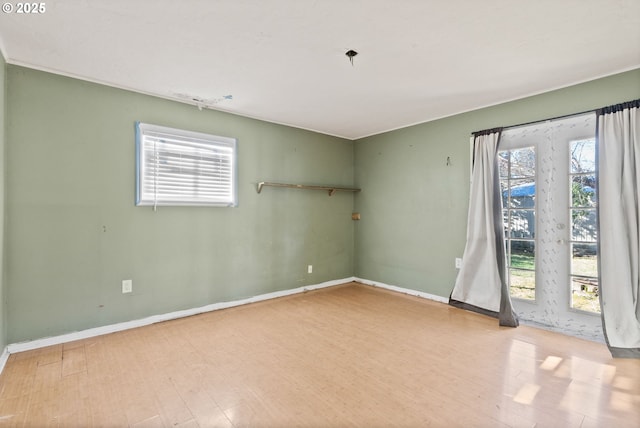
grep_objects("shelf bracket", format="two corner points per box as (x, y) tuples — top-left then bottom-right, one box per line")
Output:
(257, 182), (360, 196)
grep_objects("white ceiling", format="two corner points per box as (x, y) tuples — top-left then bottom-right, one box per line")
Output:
(1, 0), (639, 140)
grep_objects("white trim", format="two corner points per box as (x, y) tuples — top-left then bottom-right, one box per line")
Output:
(353, 65), (640, 140)
(0, 347), (9, 373)
(1, 59), (351, 141)
(6, 277), (355, 355)
(5, 58), (639, 141)
(2, 276), (448, 369)
(354, 277), (449, 304)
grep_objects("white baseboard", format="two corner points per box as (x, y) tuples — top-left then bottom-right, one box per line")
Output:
(354, 277), (449, 304)
(6, 277), (356, 355)
(0, 346), (9, 374)
(2, 276), (447, 369)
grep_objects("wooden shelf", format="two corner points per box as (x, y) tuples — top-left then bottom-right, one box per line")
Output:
(257, 182), (361, 196)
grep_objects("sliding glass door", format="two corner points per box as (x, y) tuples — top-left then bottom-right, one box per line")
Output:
(498, 113), (602, 341)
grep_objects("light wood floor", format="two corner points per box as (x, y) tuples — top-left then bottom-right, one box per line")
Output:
(0, 282), (638, 427)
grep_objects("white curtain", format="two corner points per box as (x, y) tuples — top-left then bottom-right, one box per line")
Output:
(598, 99), (640, 358)
(450, 129), (518, 327)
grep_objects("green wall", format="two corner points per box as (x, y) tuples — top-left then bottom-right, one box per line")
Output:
(5, 66), (355, 343)
(354, 68), (640, 297)
(4, 62), (639, 346)
(0, 51), (6, 351)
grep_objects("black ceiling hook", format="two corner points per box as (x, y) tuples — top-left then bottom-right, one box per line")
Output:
(345, 50), (358, 66)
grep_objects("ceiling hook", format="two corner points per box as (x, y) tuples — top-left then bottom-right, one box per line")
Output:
(345, 50), (358, 66)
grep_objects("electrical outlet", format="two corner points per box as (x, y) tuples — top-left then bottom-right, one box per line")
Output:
(455, 258), (462, 269)
(122, 279), (133, 293)
(308, 265), (313, 274)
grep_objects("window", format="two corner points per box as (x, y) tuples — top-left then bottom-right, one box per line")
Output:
(499, 147), (536, 301)
(135, 122), (237, 207)
(569, 138), (599, 313)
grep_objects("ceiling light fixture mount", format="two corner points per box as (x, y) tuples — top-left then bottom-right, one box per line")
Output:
(172, 92), (234, 111)
(345, 49), (358, 66)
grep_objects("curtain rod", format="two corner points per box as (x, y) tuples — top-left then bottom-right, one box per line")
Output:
(473, 98), (640, 137)
(473, 109), (594, 137)
(502, 108), (595, 132)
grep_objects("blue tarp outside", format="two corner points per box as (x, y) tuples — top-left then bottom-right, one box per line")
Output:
(504, 183), (594, 197)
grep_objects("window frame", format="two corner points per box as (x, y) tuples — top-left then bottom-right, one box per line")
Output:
(135, 122), (238, 207)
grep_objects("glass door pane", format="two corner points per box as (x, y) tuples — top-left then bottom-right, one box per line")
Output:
(569, 139), (599, 313)
(499, 147), (536, 301)
(508, 241), (535, 300)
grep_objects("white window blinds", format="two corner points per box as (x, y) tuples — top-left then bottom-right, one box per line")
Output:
(135, 122), (237, 207)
